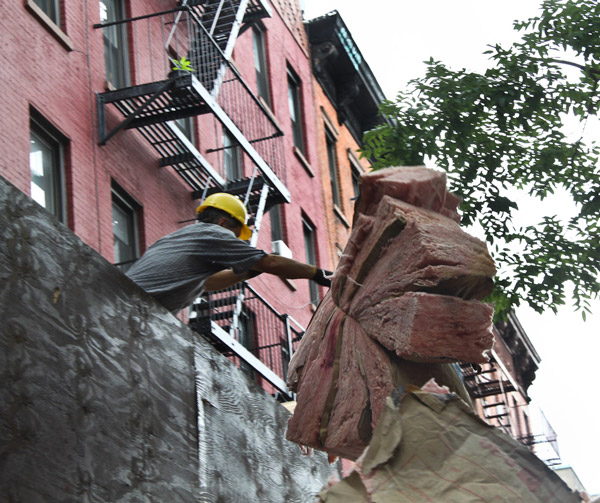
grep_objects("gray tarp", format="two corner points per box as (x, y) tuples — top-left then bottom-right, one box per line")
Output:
(0, 175), (336, 502)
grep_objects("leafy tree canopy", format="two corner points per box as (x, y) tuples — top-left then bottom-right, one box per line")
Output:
(361, 0), (600, 319)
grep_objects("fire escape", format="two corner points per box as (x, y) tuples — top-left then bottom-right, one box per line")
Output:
(460, 360), (516, 435)
(94, 0), (299, 398)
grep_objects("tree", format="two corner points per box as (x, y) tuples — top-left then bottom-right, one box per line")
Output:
(361, 0), (600, 319)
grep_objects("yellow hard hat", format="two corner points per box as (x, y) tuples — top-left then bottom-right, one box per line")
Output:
(196, 192), (252, 240)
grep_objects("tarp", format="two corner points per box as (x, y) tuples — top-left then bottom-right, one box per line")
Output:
(319, 386), (581, 503)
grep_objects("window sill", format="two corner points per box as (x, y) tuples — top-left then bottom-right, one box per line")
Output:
(293, 146), (314, 177)
(25, 0), (74, 52)
(333, 205), (350, 228)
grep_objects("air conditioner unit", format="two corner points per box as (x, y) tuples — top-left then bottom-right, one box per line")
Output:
(272, 240), (293, 259)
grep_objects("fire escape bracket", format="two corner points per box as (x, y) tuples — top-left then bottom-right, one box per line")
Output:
(97, 80), (175, 146)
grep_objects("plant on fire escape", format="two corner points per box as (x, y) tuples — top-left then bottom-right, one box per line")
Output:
(171, 56), (194, 72)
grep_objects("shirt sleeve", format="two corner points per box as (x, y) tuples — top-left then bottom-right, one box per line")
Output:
(206, 226), (268, 274)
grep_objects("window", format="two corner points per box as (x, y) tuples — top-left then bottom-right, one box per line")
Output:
(175, 117), (195, 145)
(237, 310), (256, 376)
(351, 166), (361, 200)
(270, 204), (284, 242)
(302, 217), (319, 306)
(287, 66), (305, 154)
(100, 0), (130, 88)
(349, 150), (363, 201)
(30, 112), (66, 223)
(326, 130), (341, 208)
(112, 184), (139, 272)
(32, 0), (60, 26)
(223, 130), (242, 180)
(252, 27), (271, 107)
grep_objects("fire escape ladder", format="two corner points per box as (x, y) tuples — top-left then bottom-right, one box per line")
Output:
(95, 6), (295, 394)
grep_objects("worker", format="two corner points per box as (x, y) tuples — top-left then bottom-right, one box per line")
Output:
(126, 193), (332, 313)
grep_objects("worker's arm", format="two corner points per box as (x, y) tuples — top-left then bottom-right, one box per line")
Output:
(204, 254), (332, 291)
(203, 269), (256, 292)
(251, 254), (332, 285)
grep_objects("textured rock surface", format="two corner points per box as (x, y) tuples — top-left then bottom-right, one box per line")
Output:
(287, 166), (496, 460)
(0, 175), (336, 503)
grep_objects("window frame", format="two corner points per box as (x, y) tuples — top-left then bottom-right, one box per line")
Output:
(175, 117), (195, 145)
(270, 204), (284, 243)
(325, 128), (341, 209)
(111, 182), (140, 272)
(287, 66), (305, 154)
(31, 0), (61, 26)
(252, 25), (271, 107)
(223, 129), (243, 181)
(237, 308), (257, 377)
(302, 216), (319, 306)
(100, 0), (130, 89)
(348, 149), (364, 201)
(29, 111), (67, 224)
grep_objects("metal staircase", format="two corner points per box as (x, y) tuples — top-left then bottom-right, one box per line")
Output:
(460, 361), (515, 434)
(95, 2), (295, 395)
(95, 1), (288, 214)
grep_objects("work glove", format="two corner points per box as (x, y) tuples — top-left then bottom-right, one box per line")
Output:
(313, 268), (333, 287)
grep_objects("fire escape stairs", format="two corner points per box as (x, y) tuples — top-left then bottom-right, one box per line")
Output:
(95, 1), (287, 222)
(94, 2), (293, 397)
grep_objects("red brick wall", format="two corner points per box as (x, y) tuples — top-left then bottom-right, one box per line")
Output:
(0, 0), (327, 330)
(231, 2), (329, 328)
(311, 79), (371, 269)
(0, 1), (197, 257)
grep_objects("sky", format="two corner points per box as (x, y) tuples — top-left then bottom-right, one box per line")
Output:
(303, 0), (600, 495)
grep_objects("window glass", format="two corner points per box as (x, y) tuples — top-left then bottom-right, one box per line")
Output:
(302, 217), (319, 305)
(100, 0), (130, 88)
(326, 130), (340, 207)
(237, 311), (256, 376)
(351, 166), (360, 200)
(112, 186), (139, 271)
(270, 204), (284, 242)
(223, 130), (242, 180)
(33, 0), (60, 26)
(253, 27), (271, 106)
(30, 117), (65, 222)
(175, 117), (195, 144)
(287, 67), (305, 154)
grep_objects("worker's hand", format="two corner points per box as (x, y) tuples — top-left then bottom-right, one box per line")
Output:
(313, 268), (333, 287)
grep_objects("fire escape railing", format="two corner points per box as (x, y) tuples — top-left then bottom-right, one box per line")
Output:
(94, 4), (289, 201)
(189, 282), (305, 400)
(95, 4), (297, 391)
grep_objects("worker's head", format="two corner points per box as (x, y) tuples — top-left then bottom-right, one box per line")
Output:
(195, 193), (252, 240)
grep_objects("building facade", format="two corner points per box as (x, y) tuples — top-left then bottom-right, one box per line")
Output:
(1, 0), (336, 397)
(306, 11), (384, 269)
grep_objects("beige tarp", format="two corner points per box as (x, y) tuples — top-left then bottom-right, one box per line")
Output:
(319, 387), (581, 503)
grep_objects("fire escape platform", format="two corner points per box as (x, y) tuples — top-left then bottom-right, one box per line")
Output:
(97, 70), (290, 202)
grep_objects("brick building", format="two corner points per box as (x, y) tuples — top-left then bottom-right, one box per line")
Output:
(1, 0), (335, 397)
(306, 11), (383, 269)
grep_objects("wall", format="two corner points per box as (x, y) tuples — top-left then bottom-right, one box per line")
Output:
(311, 80), (371, 269)
(0, 175), (337, 502)
(0, 1), (328, 333)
